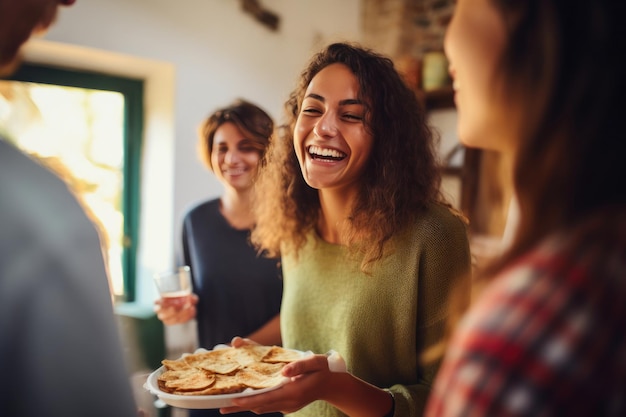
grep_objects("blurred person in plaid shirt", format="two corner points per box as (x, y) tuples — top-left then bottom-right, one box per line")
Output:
(425, 0), (626, 416)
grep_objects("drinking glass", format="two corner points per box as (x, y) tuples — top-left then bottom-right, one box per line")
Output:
(153, 266), (192, 300)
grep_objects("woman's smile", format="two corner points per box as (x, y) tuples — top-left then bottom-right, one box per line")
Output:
(307, 145), (347, 162)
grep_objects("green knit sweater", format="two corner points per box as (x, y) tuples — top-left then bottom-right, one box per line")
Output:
(281, 203), (471, 417)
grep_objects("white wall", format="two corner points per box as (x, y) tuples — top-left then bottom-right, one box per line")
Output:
(25, 0), (361, 304)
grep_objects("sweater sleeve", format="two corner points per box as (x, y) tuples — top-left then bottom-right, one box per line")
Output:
(391, 207), (472, 416)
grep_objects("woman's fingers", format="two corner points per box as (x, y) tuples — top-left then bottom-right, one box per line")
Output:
(154, 299), (197, 325)
(282, 354), (329, 377)
(220, 354), (334, 415)
(223, 375), (312, 414)
(230, 336), (259, 347)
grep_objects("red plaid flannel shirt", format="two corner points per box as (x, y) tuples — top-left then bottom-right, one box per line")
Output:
(426, 219), (626, 416)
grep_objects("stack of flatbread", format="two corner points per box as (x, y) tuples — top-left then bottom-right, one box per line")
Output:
(157, 345), (302, 396)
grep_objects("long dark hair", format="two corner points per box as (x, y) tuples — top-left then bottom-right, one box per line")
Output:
(252, 42), (450, 270)
(486, 0), (626, 276)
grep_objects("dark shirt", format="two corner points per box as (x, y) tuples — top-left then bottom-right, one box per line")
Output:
(182, 198), (283, 349)
(183, 199), (283, 417)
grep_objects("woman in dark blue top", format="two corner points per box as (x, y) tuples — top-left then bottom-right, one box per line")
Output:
(182, 198), (282, 349)
(155, 99), (283, 417)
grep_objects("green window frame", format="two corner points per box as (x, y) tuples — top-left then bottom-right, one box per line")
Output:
(5, 63), (144, 302)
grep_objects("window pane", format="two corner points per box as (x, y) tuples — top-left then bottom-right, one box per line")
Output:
(0, 80), (126, 296)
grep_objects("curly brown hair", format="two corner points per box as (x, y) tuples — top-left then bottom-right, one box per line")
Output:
(251, 42), (450, 270)
(197, 98), (274, 171)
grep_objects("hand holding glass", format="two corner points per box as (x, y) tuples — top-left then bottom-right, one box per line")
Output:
(154, 266), (197, 325)
(154, 266), (192, 299)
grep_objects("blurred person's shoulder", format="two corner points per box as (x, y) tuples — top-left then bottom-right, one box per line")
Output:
(488, 205), (626, 310)
(0, 137), (98, 247)
(560, 206), (626, 286)
(537, 205), (626, 276)
(183, 198), (221, 225)
(1, 137), (77, 210)
(182, 198), (236, 238)
(186, 198), (220, 217)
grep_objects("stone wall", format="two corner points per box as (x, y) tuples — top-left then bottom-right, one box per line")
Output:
(362, 0), (455, 60)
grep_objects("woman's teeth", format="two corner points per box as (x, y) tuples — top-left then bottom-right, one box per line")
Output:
(226, 168), (245, 175)
(308, 145), (347, 161)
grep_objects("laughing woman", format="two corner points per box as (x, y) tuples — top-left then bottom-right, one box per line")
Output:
(223, 43), (472, 417)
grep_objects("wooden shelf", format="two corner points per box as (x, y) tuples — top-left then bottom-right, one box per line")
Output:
(416, 86), (455, 110)
(425, 86), (455, 109)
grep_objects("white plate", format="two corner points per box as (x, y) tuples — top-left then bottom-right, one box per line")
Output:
(144, 366), (289, 409)
(143, 346), (304, 409)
